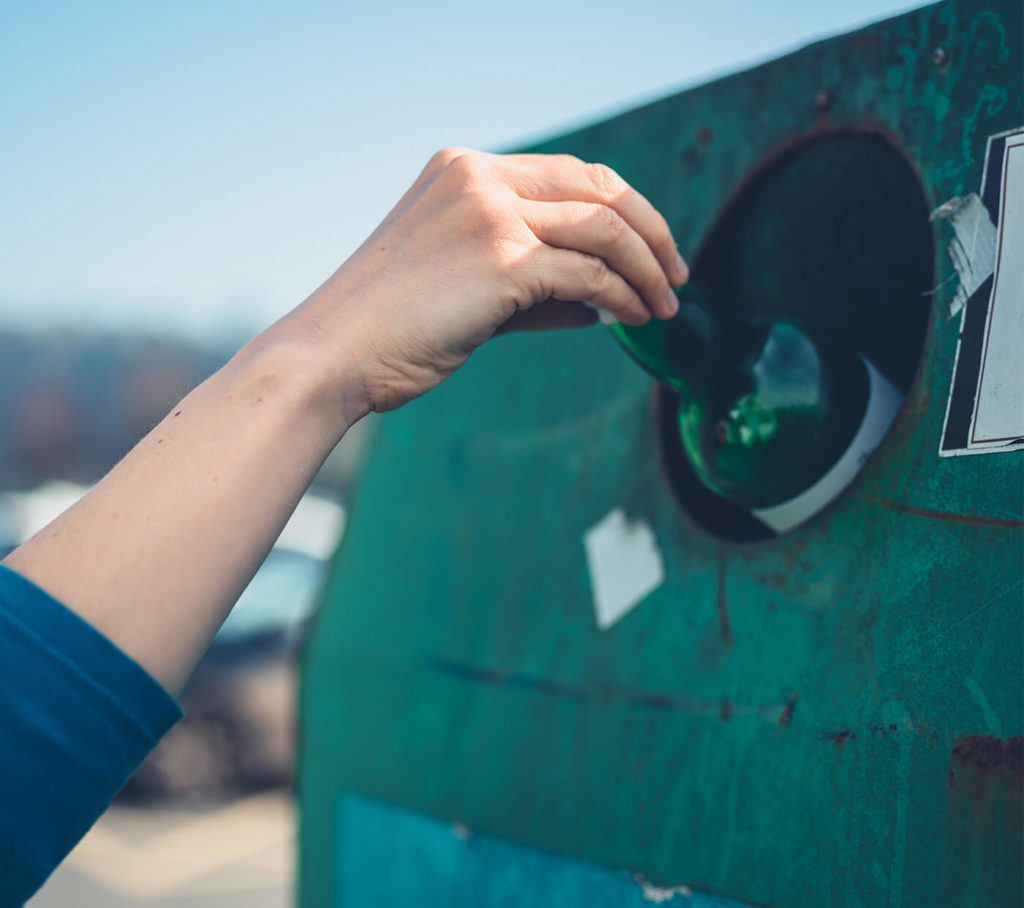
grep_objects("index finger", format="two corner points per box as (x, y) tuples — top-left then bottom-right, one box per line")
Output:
(494, 153), (689, 287)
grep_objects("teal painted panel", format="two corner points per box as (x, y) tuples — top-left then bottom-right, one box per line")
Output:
(337, 795), (753, 907)
(300, 1), (1024, 906)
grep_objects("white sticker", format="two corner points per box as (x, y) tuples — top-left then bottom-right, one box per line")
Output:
(583, 508), (664, 631)
(970, 132), (1024, 447)
(940, 127), (1024, 456)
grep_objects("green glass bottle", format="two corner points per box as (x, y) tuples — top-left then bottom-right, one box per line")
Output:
(609, 284), (903, 533)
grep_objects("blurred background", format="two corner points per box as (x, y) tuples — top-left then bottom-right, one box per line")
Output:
(2, 1), (924, 904)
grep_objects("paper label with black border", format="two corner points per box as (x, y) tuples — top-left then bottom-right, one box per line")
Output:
(940, 126), (1024, 457)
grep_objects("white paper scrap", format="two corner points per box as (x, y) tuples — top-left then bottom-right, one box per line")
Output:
(583, 508), (665, 631)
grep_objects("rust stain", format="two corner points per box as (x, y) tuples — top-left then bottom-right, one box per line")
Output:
(942, 736), (1023, 897)
(851, 30), (882, 48)
(866, 717), (935, 742)
(866, 496), (1024, 529)
(950, 736), (1023, 777)
(948, 736), (1024, 810)
(716, 545), (733, 646)
(778, 694), (799, 727)
(820, 730), (857, 748)
(754, 534), (814, 596)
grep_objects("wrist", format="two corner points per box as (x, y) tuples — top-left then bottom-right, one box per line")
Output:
(239, 313), (372, 442)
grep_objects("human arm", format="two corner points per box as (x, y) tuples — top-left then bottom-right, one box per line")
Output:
(2, 149), (687, 696)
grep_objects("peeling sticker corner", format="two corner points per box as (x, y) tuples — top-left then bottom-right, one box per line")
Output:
(634, 872), (692, 903)
(929, 193), (997, 318)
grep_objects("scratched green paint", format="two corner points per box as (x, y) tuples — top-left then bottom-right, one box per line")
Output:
(299, 1), (1024, 906)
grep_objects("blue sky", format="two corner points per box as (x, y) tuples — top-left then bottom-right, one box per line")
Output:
(1, 0), (925, 338)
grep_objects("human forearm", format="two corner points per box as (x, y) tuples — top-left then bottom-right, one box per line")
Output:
(2, 322), (359, 694)
(3, 149), (686, 697)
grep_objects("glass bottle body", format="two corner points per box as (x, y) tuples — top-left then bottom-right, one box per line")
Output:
(610, 286), (902, 532)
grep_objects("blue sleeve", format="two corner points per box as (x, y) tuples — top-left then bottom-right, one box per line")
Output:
(0, 564), (184, 905)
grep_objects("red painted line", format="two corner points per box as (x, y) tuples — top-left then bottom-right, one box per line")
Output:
(870, 497), (1024, 529)
(716, 545), (733, 647)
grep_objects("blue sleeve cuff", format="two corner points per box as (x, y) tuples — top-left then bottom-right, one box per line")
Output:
(0, 563), (184, 904)
(0, 563), (183, 740)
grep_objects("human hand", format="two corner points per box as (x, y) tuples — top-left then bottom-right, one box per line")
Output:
(0, 152), (688, 706)
(294, 148), (688, 415)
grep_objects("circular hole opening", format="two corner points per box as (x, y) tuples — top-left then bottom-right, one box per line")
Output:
(657, 130), (935, 543)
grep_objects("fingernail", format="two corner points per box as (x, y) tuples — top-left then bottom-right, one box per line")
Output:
(666, 287), (680, 316)
(598, 308), (619, 326)
(674, 252), (690, 286)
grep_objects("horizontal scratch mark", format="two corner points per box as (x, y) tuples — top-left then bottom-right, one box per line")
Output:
(424, 654), (791, 722)
(425, 656), (951, 748)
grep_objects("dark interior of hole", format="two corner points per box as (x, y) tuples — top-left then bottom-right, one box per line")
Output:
(657, 131), (935, 543)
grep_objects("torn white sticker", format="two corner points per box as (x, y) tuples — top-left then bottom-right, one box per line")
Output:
(930, 193), (997, 318)
(583, 508), (664, 630)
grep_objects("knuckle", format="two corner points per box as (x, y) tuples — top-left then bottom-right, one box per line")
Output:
(472, 202), (525, 267)
(486, 224), (524, 266)
(428, 148), (487, 192)
(594, 205), (626, 244)
(446, 150), (483, 179)
(581, 252), (609, 288)
(429, 146), (468, 170)
(586, 161), (626, 198)
(428, 161), (491, 217)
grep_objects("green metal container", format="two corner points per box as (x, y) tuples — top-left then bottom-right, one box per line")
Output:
(299, 1), (1023, 904)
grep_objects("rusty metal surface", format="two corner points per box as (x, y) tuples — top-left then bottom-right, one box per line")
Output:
(299, 1), (1024, 905)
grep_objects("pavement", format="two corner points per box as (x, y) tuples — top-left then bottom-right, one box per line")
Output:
(27, 790), (294, 908)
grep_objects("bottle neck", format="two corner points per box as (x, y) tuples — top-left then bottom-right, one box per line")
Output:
(610, 283), (765, 399)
